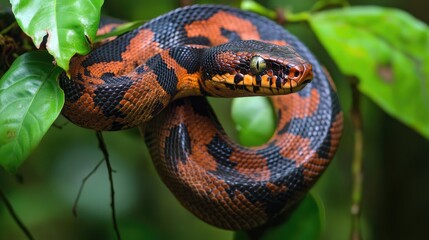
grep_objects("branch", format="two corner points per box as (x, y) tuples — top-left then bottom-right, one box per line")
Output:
(349, 78), (363, 240)
(0, 187), (35, 240)
(96, 131), (122, 240)
(179, 0), (193, 6)
(72, 159), (104, 217)
(245, 227), (266, 240)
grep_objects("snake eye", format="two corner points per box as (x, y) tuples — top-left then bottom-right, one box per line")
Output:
(250, 56), (266, 74)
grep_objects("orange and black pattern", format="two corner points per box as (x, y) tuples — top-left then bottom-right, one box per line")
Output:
(60, 5), (343, 230)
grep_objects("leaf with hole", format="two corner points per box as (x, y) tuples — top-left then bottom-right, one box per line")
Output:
(10, 0), (104, 71)
(310, 6), (429, 139)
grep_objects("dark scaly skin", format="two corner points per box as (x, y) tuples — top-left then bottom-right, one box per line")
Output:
(59, 6), (312, 131)
(60, 5), (343, 230)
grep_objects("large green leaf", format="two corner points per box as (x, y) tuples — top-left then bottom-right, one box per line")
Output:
(310, 6), (429, 139)
(10, 0), (104, 71)
(231, 97), (275, 146)
(234, 194), (324, 240)
(0, 51), (64, 172)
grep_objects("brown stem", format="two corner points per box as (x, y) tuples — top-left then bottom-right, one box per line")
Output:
(0, 22), (18, 35)
(96, 131), (121, 240)
(0, 187), (35, 240)
(350, 78), (363, 240)
(246, 228), (266, 240)
(179, 0), (193, 7)
(275, 8), (286, 25)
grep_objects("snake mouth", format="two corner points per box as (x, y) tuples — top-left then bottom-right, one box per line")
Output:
(209, 72), (310, 95)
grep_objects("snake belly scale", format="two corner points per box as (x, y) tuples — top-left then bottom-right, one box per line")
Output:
(59, 5), (343, 230)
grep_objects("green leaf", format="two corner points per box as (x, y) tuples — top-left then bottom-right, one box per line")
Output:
(10, 0), (104, 71)
(310, 6), (429, 139)
(231, 97), (275, 146)
(0, 51), (64, 172)
(234, 194), (324, 240)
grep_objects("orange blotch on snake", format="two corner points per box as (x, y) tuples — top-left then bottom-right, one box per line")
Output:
(71, 29), (161, 80)
(229, 150), (271, 182)
(273, 89), (320, 131)
(185, 11), (260, 45)
(63, 90), (114, 130)
(266, 40), (288, 46)
(266, 182), (287, 195)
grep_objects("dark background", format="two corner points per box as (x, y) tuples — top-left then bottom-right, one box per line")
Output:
(1, 0), (428, 239)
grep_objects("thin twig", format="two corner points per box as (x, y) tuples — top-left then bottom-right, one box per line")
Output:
(0, 22), (17, 35)
(350, 78), (363, 240)
(51, 121), (69, 130)
(72, 159), (104, 217)
(0, 187), (35, 240)
(95, 131), (122, 240)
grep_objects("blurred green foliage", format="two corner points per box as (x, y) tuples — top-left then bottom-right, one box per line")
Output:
(231, 97), (275, 146)
(1, 0), (429, 240)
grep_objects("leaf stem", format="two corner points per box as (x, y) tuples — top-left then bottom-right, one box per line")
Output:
(241, 0), (311, 23)
(350, 78), (363, 240)
(96, 131), (122, 240)
(241, 0), (277, 20)
(0, 22), (17, 35)
(286, 11), (311, 23)
(310, 0), (350, 12)
(0, 187), (35, 240)
(93, 20), (146, 43)
(242, 0), (352, 25)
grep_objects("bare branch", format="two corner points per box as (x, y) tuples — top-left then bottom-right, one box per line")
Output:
(0, 187), (35, 240)
(96, 131), (122, 240)
(72, 159), (104, 217)
(349, 77), (363, 240)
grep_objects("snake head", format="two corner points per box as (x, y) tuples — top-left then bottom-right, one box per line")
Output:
(201, 40), (313, 97)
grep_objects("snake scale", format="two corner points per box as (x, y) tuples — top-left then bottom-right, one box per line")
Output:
(59, 5), (343, 230)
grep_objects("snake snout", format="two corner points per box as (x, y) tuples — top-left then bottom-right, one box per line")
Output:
(290, 62), (313, 84)
(286, 62), (313, 93)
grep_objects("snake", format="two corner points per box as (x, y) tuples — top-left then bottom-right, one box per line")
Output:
(59, 5), (343, 230)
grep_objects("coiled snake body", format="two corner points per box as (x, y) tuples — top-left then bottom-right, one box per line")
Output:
(60, 5), (343, 230)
